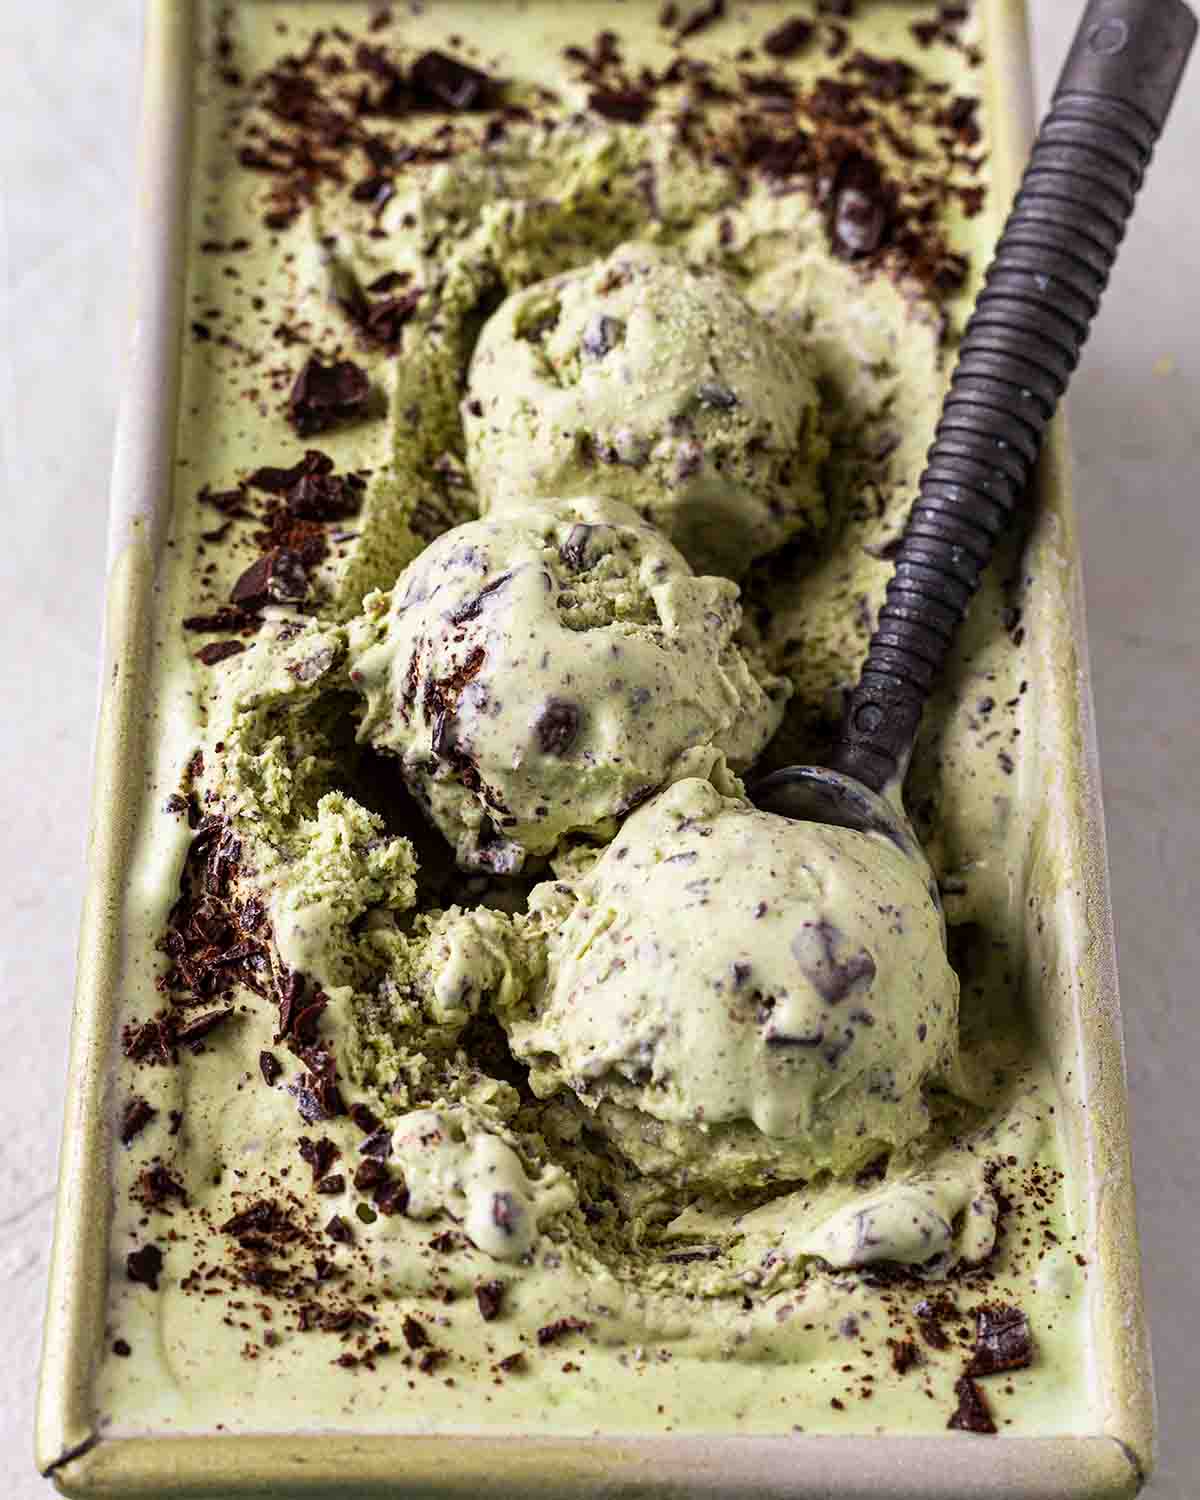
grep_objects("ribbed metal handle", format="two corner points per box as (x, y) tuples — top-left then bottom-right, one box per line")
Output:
(831, 0), (1196, 794)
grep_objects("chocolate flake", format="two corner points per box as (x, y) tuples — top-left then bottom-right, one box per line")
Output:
(260, 1050), (283, 1085)
(588, 88), (652, 124)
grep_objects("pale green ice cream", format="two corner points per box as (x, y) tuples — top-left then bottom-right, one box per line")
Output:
(502, 776), (958, 1190)
(464, 242), (829, 578)
(345, 496), (787, 872)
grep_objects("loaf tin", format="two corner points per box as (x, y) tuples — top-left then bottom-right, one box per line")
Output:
(36, 1), (1155, 1493)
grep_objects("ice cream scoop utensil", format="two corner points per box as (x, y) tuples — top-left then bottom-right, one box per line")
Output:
(755, 0), (1195, 834)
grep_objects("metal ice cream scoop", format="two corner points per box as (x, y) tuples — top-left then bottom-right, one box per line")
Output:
(754, 0), (1196, 841)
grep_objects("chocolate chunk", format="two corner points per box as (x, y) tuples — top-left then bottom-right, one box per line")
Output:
(354, 1160), (387, 1191)
(248, 449), (333, 495)
(316, 1174), (346, 1195)
(275, 971), (307, 1041)
(534, 699), (582, 756)
(298, 1135), (341, 1182)
(221, 1200), (281, 1236)
(288, 355), (371, 437)
(410, 50), (497, 111)
(112, 1339), (132, 1357)
(448, 570), (514, 625)
(762, 17), (814, 56)
(325, 1214), (353, 1244)
(889, 1337), (920, 1374)
(791, 920), (876, 1005)
(559, 523), (598, 571)
(845, 50), (915, 100)
(947, 1375), (997, 1435)
(291, 995), (328, 1047)
(588, 88), (651, 124)
(173, 1006), (235, 1048)
(259, 1050), (283, 1085)
(229, 547), (309, 610)
(372, 1176), (409, 1216)
(195, 640), (246, 667)
(676, 0), (725, 38)
(359, 1126), (393, 1160)
(829, 151), (892, 259)
(182, 607), (260, 635)
(417, 1348), (446, 1374)
(537, 1317), (591, 1346)
(581, 314), (624, 359)
(126, 1243), (164, 1290)
(122, 1018), (174, 1064)
(402, 1314), (430, 1349)
(965, 1304), (1034, 1377)
(349, 1102), (382, 1134)
(137, 1165), (188, 1211)
(497, 1351), (526, 1374)
(119, 1097), (157, 1145)
(292, 1056), (346, 1124)
(475, 1280), (505, 1321)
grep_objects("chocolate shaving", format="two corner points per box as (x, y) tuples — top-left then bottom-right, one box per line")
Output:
(259, 1050), (283, 1085)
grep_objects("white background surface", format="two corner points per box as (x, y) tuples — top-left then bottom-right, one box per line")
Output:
(1, 2), (1196, 1493)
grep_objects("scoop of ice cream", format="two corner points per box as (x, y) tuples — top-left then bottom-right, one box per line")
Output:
(501, 777), (958, 1190)
(463, 242), (828, 578)
(346, 497), (787, 873)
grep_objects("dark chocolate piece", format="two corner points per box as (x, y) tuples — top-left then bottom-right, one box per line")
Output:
(288, 355), (371, 437)
(126, 1243), (164, 1290)
(475, 1280), (505, 1321)
(229, 548), (309, 610)
(947, 1375), (997, 1435)
(119, 1097), (157, 1145)
(965, 1304), (1034, 1377)
(762, 17), (814, 57)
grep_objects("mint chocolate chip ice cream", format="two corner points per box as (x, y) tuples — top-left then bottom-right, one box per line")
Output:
(345, 496), (787, 872)
(464, 242), (829, 578)
(501, 776), (958, 1190)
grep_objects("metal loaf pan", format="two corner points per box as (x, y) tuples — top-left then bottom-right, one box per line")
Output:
(36, 1), (1154, 1494)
